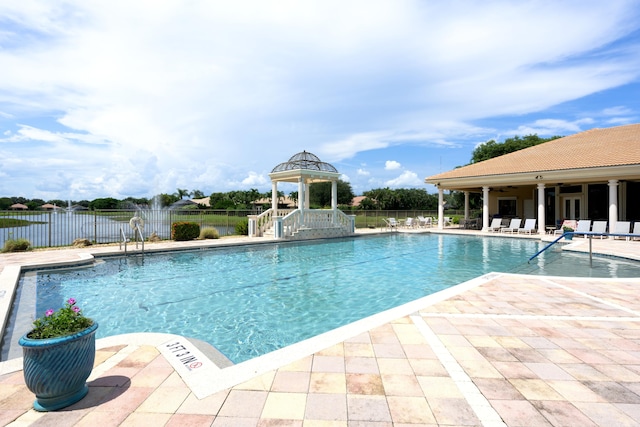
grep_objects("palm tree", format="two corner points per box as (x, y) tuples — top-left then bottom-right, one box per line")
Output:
(175, 188), (190, 200)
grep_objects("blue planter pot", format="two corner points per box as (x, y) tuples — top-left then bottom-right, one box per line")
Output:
(19, 322), (98, 412)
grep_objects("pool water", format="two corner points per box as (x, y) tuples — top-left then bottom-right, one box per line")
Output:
(22, 234), (640, 363)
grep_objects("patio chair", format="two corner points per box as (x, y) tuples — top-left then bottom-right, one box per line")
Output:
(590, 221), (607, 239)
(404, 217), (416, 228)
(417, 216), (432, 228)
(501, 218), (522, 233)
(517, 218), (537, 234)
(383, 218), (399, 231)
(487, 218), (502, 232)
(632, 222), (640, 241)
(613, 221), (631, 240)
(444, 217), (452, 227)
(574, 220), (592, 238)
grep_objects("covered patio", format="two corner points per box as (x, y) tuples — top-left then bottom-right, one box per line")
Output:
(425, 124), (640, 235)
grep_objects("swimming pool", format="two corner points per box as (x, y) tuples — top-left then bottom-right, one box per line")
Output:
(8, 234), (640, 363)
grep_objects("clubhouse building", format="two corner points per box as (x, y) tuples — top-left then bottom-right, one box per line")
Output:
(425, 123), (640, 234)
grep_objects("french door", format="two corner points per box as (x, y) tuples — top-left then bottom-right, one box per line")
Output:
(563, 196), (581, 219)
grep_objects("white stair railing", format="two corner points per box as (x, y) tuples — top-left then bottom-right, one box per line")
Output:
(250, 208), (295, 237)
(281, 209), (353, 238)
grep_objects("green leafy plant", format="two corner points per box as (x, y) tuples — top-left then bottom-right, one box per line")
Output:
(27, 298), (94, 339)
(562, 226), (574, 232)
(235, 218), (249, 235)
(199, 227), (220, 239)
(171, 221), (200, 241)
(1, 238), (31, 253)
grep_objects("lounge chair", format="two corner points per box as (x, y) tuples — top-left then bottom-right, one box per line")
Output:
(574, 220), (592, 237)
(591, 221), (607, 238)
(444, 217), (452, 227)
(404, 217), (416, 228)
(417, 216), (432, 228)
(554, 220), (577, 235)
(487, 218), (502, 232)
(632, 222), (640, 241)
(518, 218), (537, 234)
(383, 218), (399, 231)
(501, 218), (522, 233)
(613, 221), (631, 240)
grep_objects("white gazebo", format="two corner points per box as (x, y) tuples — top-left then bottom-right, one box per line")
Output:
(248, 151), (355, 239)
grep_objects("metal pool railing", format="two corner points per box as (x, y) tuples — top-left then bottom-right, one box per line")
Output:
(529, 231), (639, 267)
(0, 208), (477, 249)
(0, 209), (251, 248)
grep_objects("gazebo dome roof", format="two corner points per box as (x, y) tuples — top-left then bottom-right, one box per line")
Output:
(271, 150), (338, 173)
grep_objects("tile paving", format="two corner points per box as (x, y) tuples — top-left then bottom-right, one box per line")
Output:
(1, 230), (639, 426)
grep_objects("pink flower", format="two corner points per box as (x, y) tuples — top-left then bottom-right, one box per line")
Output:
(45, 309), (54, 317)
(72, 306), (81, 313)
(67, 298), (76, 305)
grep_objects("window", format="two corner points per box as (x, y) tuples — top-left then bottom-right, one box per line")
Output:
(498, 198), (516, 216)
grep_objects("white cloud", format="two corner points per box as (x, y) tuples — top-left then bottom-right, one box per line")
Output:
(385, 171), (423, 188)
(0, 1), (639, 198)
(385, 160), (401, 170)
(506, 118), (596, 137)
(357, 168), (370, 176)
(241, 171), (268, 187)
(602, 106), (634, 116)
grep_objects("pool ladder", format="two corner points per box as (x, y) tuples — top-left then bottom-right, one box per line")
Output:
(119, 225), (145, 255)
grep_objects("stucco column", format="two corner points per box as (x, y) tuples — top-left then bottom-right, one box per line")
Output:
(464, 191), (469, 220)
(482, 186), (490, 231)
(305, 182), (310, 210)
(609, 179), (618, 238)
(537, 183), (546, 235)
(298, 177), (305, 212)
(332, 180), (337, 224)
(271, 182), (278, 214)
(438, 188), (444, 229)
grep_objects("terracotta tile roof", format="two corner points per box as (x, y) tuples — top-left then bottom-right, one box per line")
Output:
(426, 123), (640, 180)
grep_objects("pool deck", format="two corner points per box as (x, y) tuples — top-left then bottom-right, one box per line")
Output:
(1, 229), (640, 426)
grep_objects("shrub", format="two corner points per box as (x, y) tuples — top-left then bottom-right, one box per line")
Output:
(1, 238), (31, 253)
(171, 222), (200, 241)
(199, 227), (220, 239)
(235, 218), (249, 235)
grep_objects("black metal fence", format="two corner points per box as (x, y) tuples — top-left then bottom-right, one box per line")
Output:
(0, 209), (475, 249)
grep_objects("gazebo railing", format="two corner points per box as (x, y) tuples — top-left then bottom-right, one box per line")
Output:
(281, 209), (352, 238)
(249, 208), (295, 237)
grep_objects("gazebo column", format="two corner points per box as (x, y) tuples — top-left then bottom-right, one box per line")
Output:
(482, 186), (490, 231)
(305, 182), (310, 210)
(331, 180), (337, 224)
(298, 178), (305, 225)
(464, 191), (469, 220)
(537, 183), (546, 235)
(271, 182), (278, 215)
(609, 179), (618, 238)
(437, 188), (444, 229)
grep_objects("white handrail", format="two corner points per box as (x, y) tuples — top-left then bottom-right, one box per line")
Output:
(281, 209), (353, 238)
(254, 209), (274, 237)
(252, 208), (295, 236)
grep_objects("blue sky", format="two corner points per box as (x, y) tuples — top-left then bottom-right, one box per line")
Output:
(1, 1), (640, 201)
